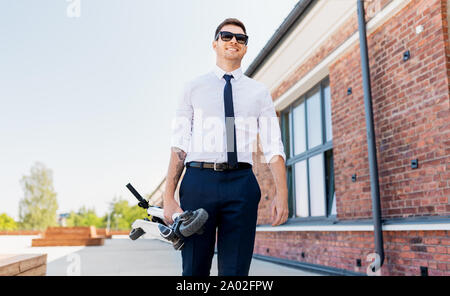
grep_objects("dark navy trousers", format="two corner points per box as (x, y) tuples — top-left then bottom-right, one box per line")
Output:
(179, 166), (261, 276)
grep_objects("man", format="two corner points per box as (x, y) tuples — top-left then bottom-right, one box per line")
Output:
(163, 18), (288, 276)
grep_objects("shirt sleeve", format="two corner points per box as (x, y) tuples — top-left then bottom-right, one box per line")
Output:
(258, 87), (286, 164)
(170, 82), (193, 153)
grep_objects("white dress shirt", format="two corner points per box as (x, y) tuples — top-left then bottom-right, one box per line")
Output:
(170, 64), (286, 166)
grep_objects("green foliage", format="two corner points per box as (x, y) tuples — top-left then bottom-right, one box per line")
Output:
(64, 197), (145, 230)
(18, 162), (59, 230)
(66, 207), (106, 228)
(0, 213), (18, 231)
(14, 162), (147, 231)
(109, 196), (145, 230)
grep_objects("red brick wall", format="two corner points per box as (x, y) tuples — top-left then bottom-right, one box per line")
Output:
(254, 230), (450, 276)
(330, 0), (449, 220)
(252, 0), (450, 276)
(256, 0), (449, 223)
(442, 0), (450, 97)
(255, 0), (399, 224)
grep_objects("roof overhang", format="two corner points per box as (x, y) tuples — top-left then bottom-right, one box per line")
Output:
(246, 0), (411, 111)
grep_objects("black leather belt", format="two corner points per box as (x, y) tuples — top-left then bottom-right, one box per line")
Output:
(186, 161), (252, 171)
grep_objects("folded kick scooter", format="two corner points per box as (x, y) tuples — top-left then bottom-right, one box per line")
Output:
(126, 183), (208, 250)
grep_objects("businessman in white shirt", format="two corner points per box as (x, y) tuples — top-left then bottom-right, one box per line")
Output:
(163, 18), (288, 276)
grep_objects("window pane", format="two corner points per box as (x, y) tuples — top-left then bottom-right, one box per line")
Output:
(307, 89), (322, 149)
(324, 84), (332, 142)
(293, 101), (306, 155)
(294, 160), (309, 217)
(331, 192), (337, 215)
(309, 153), (326, 217)
(325, 149), (335, 216)
(282, 112), (291, 159)
(287, 166), (294, 217)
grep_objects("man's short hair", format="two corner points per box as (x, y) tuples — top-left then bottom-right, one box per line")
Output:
(214, 18), (247, 40)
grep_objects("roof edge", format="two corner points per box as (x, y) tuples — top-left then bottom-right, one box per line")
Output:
(244, 0), (316, 77)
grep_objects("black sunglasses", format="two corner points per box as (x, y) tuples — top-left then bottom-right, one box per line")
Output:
(215, 31), (248, 45)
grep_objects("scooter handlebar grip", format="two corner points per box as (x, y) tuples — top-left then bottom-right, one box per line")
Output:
(172, 212), (181, 221)
(126, 183), (147, 204)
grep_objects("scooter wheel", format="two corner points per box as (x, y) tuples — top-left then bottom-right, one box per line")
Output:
(179, 208), (209, 237)
(129, 227), (145, 240)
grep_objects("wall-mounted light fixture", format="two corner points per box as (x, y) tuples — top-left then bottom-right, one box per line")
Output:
(403, 50), (411, 61)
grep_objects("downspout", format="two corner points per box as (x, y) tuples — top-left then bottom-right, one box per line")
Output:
(356, 0), (385, 271)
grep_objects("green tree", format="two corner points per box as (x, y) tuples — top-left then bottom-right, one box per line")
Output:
(109, 197), (144, 230)
(66, 207), (106, 228)
(0, 213), (18, 231)
(18, 162), (59, 230)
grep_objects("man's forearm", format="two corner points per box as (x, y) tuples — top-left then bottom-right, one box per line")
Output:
(268, 155), (288, 198)
(164, 147), (187, 202)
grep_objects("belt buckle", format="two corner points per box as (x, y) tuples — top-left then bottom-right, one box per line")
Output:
(213, 162), (225, 172)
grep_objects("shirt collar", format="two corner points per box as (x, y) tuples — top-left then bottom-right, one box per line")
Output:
(213, 64), (243, 81)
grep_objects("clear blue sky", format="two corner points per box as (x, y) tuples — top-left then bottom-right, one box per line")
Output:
(0, 0), (298, 220)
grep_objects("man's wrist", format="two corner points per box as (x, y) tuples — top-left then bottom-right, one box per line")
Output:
(163, 192), (175, 202)
(275, 188), (288, 199)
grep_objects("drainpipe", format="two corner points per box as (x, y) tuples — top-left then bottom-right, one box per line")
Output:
(356, 0), (385, 271)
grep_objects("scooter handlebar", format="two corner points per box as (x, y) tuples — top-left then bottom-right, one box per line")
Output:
(126, 183), (149, 209)
(147, 206), (181, 223)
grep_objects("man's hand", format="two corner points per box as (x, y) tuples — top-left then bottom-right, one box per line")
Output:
(162, 147), (187, 224)
(268, 155), (289, 226)
(163, 197), (184, 225)
(270, 191), (289, 226)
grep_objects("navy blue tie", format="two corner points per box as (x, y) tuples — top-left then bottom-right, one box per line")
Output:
(223, 74), (238, 168)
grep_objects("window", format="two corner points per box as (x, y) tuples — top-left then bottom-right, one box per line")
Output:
(281, 78), (335, 219)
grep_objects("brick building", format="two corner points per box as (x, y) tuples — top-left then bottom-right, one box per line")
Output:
(246, 0), (450, 275)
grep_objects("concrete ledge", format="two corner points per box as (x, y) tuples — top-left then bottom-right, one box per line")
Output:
(253, 254), (364, 276)
(32, 238), (104, 247)
(96, 228), (112, 239)
(0, 254), (47, 276)
(110, 230), (131, 235)
(32, 226), (105, 247)
(256, 217), (450, 232)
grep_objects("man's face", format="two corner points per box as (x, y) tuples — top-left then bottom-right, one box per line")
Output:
(213, 24), (247, 62)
